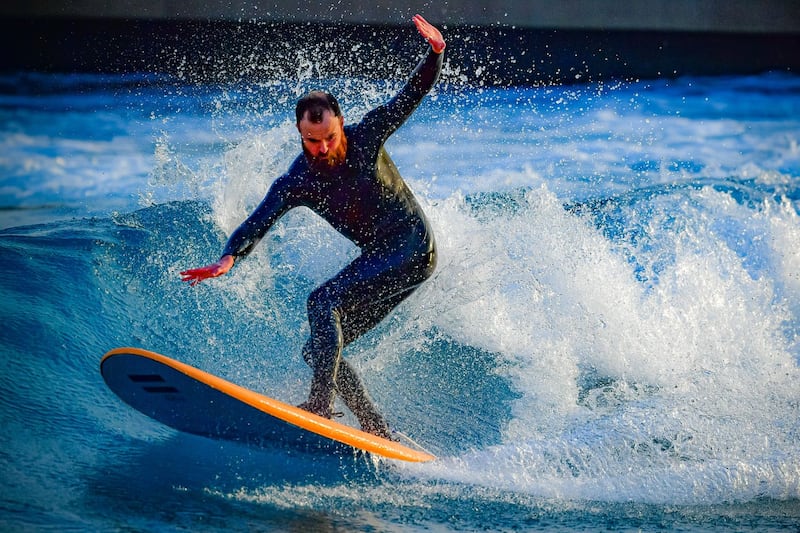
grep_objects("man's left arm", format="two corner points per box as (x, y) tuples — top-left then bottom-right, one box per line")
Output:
(361, 15), (446, 140)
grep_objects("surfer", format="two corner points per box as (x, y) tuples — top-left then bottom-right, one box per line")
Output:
(180, 15), (445, 438)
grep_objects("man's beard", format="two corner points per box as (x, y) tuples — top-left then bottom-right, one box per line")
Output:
(304, 135), (348, 174)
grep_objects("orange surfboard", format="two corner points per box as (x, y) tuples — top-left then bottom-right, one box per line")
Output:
(100, 347), (435, 463)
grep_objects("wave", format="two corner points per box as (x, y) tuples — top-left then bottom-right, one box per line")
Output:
(2, 171), (799, 511)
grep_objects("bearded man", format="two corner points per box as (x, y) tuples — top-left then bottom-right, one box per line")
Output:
(180, 15), (445, 438)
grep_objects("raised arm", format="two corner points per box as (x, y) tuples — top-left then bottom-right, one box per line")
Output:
(357, 15), (446, 145)
(413, 14), (445, 54)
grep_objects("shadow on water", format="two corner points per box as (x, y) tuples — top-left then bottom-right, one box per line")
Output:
(83, 431), (396, 531)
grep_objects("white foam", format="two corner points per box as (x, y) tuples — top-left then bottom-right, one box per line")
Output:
(398, 181), (800, 504)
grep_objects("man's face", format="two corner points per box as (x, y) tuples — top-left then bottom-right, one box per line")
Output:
(298, 109), (346, 172)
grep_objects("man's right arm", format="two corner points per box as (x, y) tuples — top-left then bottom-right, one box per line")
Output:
(221, 189), (289, 260)
(180, 173), (296, 286)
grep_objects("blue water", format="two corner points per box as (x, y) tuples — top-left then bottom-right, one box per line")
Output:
(2, 64), (800, 531)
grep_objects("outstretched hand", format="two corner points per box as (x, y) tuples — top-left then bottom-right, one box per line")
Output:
(413, 14), (446, 54)
(180, 255), (234, 286)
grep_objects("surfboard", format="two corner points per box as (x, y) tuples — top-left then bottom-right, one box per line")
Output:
(100, 347), (435, 463)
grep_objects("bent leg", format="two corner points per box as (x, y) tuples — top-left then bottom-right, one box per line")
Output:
(301, 246), (435, 436)
(299, 292), (343, 419)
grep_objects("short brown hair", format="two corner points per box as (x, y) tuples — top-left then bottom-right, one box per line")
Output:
(295, 91), (342, 124)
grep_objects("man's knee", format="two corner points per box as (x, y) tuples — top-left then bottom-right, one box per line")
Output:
(303, 331), (340, 367)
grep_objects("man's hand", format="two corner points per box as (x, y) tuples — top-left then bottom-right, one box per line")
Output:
(413, 14), (446, 54)
(180, 255), (234, 286)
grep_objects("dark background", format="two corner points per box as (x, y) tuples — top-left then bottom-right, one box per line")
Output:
(2, 1), (799, 85)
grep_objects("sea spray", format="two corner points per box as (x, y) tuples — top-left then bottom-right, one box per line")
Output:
(398, 179), (800, 505)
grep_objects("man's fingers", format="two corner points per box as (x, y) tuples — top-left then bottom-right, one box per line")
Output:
(413, 14), (430, 34)
(413, 14), (445, 53)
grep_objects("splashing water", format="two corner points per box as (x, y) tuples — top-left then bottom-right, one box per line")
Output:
(1, 48), (799, 530)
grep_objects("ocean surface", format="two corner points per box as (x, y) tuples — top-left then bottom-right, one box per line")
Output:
(1, 55), (799, 531)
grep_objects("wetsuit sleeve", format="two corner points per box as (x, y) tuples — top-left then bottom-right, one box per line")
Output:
(359, 47), (443, 144)
(220, 174), (296, 260)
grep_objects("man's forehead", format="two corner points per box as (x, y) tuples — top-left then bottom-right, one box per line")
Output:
(299, 112), (342, 137)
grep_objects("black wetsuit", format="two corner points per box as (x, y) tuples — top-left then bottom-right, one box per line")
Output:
(221, 48), (443, 436)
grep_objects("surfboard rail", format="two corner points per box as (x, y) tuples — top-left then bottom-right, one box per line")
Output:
(101, 347), (435, 463)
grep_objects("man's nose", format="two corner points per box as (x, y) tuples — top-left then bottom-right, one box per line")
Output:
(319, 141), (329, 154)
